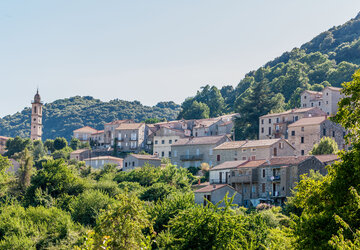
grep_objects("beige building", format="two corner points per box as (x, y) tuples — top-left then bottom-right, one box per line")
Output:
(194, 184), (242, 207)
(0, 136), (9, 155)
(90, 130), (105, 147)
(191, 114), (238, 137)
(70, 149), (91, 161)
(259, 107), (326, 140)
(114, 123), (148, 153)
(84, 156), (123, 169)
(153, 126), (187, 158)
(171, 135), (230, 168)
(103, 120), (134, 146)
(123, 154), (161, 171)
(287, 116), (346, 155)
(300, 87), (344, 116)
(31, 90), (43, 141)
(73, 126), (98, 143)
(213, 138), (295, 165)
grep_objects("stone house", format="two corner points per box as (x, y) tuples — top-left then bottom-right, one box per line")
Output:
(191, 114), (238, 137)
(153, 126), (187, 159)
(123, 154), (161, 171)
(114, 123), (148, 153)
(0, 136), (9, 155)
(70, 149), (91, 161)
(194, 184), (242, 207)
(213, 138), (295, 165)
(103, 120), (134, 146)
(301, 87), (344, 116)
(73, 126), (98, 143)
(259, 107), (326, 140)
(287, 116), (346, 155)
(171, 135), (230, 168)
(84, 156), (123, 169)
(90, 130), (105, 147)
(209, 160), (247, 184)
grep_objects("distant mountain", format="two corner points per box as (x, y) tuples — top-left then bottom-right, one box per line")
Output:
(0, 96), (180, 140)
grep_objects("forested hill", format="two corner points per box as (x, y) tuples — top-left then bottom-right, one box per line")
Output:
(0, 96), (180, 140)
(178, 12), (360, 139)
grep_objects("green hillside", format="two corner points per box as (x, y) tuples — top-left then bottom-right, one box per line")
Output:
(178, 13), (360, 139)
(0, 96), (180, 140)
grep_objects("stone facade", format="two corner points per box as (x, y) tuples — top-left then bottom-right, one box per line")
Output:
(123, 154), (161, 171)
(31, 90), (43, 141)
(84, 156), (123, 169)
(213, 139), (295, 165)
(73, 126), (98, 143)
(171, 135), (230, 168)
(194, 184), (242, 207)
(114, 123), (148, 153)
(153, 127), (187, 159)
(70, 149), (91, 161)
(287, 116), (346, 155)
(259, 107), (326, 140)
(103, 120), (134, 146)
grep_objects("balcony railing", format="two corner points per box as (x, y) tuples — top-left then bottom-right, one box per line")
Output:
(180, 154), (204, 161)
(269, 175), (281, 181)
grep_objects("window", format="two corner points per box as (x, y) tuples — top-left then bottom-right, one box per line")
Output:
(295, 116), (299, 121)
(311, 103), (314, 107)
(301, 150), (305, 156)
(251, 156), (256, 160)
(252, 148), (256, 152)
(326, 101), (329, 104)
(301, 137), (304, 143)
(217, 155), (220, 161)
(261, 119), (264, 124)
(262, 183), (266, 193)
(242, 156), (247, 160)
(319, 102), (321, 106)
(323, 129), (326, 136)
(332, 131), (335, 137)
(261, 127), (264, 133)
(301, 127), (304, 132)
(279, 142), (283, 149)
(276, 118), (279, 123)
(291, 131), (295, 136)
(262, 169), (266, 178)
(168, 151), (171, 157)
(252, 186), (256, 193)
(132, 162), (135, 167)
(169, 140), (172, 144)
(242, 149), (247, 152)
(304, 96), (307, 99)
(161, 151), (165, 157)
(269, 119), (272, 124)
(275, 125), (280, 131)
(268, 127), (271, 135)
(174, 150), (177, 157)
(161, 140), (165, 144)
(155, 140), (158, 144)
(232, 171), (235, 177)
(273, 147), (277, 156)
(125, 162), (128, 167)
(196, 148), (200, 155)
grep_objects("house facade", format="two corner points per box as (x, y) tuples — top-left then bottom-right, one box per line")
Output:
(84, 156), (123, 169)
(194, 184), (242, 207)
(103, 120), (134, 146)
(73, 126), (98, 143)
(123, 154), (161, 171)
(213, 138), (295, 165)
(287, 116), (346, 155)
(114, 123), (148, 153)
(153, 126), (187, 159)
(171, 135), (230, 168)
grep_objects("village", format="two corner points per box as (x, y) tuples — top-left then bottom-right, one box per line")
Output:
(0, 86), (345, 209)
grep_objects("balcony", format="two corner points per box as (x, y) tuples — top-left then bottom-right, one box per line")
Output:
(180, 154), (204, 161)
(229, 175), (253, 183)
(269, 175), (281, 181)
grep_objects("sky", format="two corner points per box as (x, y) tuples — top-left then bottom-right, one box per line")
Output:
(1, 0), (360, 117)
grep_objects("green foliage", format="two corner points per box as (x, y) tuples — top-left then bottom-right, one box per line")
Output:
(180, 100), (210, 119)
(5, 136), (33, 157)
(310, 136), (339, 155)
(0, 155), (11, 197)
(53, 137), (68, 150)
(70, 137), (81, 150)
(144, 117), (166, 124)
(44, 139), (55, 153)
(51, 146), (73, 160)
(17, 148), (35, 193)
(69, 189), (115, 227)
(0, 96), (180, 140)
(140, 182), (176, 202)
(32, 140), (45, 161)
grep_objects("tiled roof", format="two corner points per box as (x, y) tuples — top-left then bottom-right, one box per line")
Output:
(128, 154), (161, 161)
(105, 120), (133, 125)
(0, 136), (10, 140)
(325, 86), (342, 91)
(73, 126), (98, 133)
(315, 154), (339, 163)
(91, 130), (104, 135)
(213, 141), (247, 150)
(194, 184), (229, 193)
(172, 135), (228, 146)
(210, 160), (247, 171)
(261, 156), (311, 166)
(288, 116), (327, 127)
(241, 139), (283, 148)
(237, 160), (267, 168)
(260, 107), (323, 118)
(71, 149), (90, 154)
(304, 90), (323, 95)
(83, 156), (123, 162)
(115, 123), (144, 130)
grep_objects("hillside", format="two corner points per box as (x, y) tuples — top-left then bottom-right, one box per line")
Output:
(178, 13), (360, 139)
(0, 96), (180, 140)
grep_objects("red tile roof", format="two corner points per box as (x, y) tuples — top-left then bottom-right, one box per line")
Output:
(115, 123), (144, 130)
(237, 160), (267, 168)
(73, 126), (98, 133)
(194, 184), (229, 193)
(91, 130), (104, 135)
(261, 156), (312, 166)
(288, 116), (327, 127)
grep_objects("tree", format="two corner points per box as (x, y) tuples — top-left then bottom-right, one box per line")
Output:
(32, 140), (45, 160)
(310, 136), (339, 155)
(17, 148), (35, 192)
(0, 155), (11, 197)
(44, 139), (55, 153)
(181, 101), (210, 120)
(5, 136), (33, 157)
(53, 137), (68, 151)
(69, 137), (81, 150)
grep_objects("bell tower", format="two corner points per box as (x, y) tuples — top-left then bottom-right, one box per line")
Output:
(31, 89), (43, 141)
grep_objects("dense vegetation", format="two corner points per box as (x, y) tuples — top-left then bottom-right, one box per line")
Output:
(178, 13), (360, 139)
(0, 96), (180, 140)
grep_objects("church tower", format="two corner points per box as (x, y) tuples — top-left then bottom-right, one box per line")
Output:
(31, 89), (43, 141)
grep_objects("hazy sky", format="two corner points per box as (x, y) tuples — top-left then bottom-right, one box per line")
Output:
(1, 1), (360, 117)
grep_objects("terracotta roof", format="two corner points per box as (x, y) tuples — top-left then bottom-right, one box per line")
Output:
(105, 120), (133, 125)
(210, 160), (247, 171)
(71, 149), (90, 154)
(288, 116), (327, 127)
(91, 130), (104, 135)
(0, 136), (10, 140)
(325, 86), (342, 91)
(213, 141), (247, 150)
(115, 123), (144, 130)
(315, 154), (339, 163)
(172, 135), (228, 146)
(73, 126), (98, 133)
(128, 154), (161, 161)
(83, 156), (123, 162)
(237, 160), (267, 168)
(260, 107), (323, 118)
(261, 156), (312, 166)
(194, 184), (229, 193)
